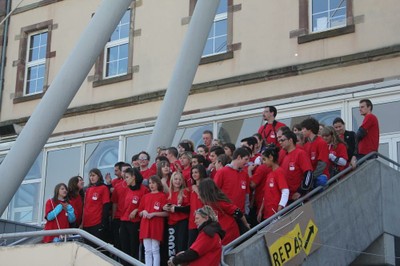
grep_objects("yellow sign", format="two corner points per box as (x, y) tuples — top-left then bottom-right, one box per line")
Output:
(264, 204), (320, 266)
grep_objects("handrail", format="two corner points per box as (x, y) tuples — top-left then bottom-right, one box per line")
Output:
(221, 151), (399, 265)
(0, 228), (144, 266)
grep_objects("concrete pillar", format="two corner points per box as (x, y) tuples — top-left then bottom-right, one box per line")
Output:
(146, 0), (221, 155)
(0, 0), (133, 215)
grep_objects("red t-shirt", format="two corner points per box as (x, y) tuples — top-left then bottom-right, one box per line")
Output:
(189, 229), (222, 266)
(281, 148), (313, 198)
(188, 186), (204, 230)
(303, 136), (330, 178)
(112, 177), (124, 188)
(120, 185), (149, 222)
(263, 167), (288, 219)
(83, 184), (110, 227)
(209, 201), (239, 245)
(43, 199), (70, 243)
(111, 181), (128, 219)
(181, 166), (192, 187)
(359, 113), (380, 155)
(258, 121), (286, 145)
(141, 168), (156, 180)
(251, 164), (272, 212)
(214, 165), (250, 213)
(139, 191), (167, 242)
(328, 143), (349, 173)
(69, 194), (83, 226)
(167, 189), (190, 225)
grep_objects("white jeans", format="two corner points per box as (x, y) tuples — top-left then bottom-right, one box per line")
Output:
(143, 238), (160, 266)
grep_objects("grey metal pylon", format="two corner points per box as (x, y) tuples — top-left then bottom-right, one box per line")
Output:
(146, 0), (221, 156)
(0, 0), (133, 215)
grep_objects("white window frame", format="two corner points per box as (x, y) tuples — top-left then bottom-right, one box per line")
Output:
(24, 30), (48, 95)
(203, 2), (228, 57)
(309, 0), (347, 33)
(103, 10), (130, 79)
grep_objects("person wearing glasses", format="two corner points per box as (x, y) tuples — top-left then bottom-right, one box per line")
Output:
(279, 131), (313, 201)
(167, 205), (225, 266)
(138, 151), (155, 180)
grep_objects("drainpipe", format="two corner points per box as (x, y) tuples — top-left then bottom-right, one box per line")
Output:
(0, 0), (133, 215)
(0, 0), (11, 110)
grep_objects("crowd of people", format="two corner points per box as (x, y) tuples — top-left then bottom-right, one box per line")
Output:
(42, 98), (380, 266)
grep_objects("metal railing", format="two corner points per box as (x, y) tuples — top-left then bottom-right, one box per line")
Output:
(221, 152), (400, 265)
(0, 228), (144, 266)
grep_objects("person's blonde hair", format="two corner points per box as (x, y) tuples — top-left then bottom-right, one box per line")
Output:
(168, 171), (187, 204)
(195, 205), (218, 222)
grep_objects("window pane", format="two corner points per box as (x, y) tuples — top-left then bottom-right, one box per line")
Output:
(45, 147), (81, 202)
(118, 58), (128, 75)
(25, 152), (43, 180)
(280, 110), (341, 130)
(8, 183), (40, 223)
(218, 116), (263, 146)
(203, 41), (213, 56)
(106, 61), (118, 77)
(215, 20), (227, 37)
(215, 36), (227, 53)
(125, 134), (151, 162)
(216, 0), (227, 14)
(397, 141), (400, 164)
(352, 101), (400, 134)
(202, 1), (227, 57)
(173, 124), (213, 148)
(26, 64), (45, 94)
(110, 10), (130, 41)
(84, 139), (118, 180)
(311, 0), (347, 32)
(119, 43), (128, 59)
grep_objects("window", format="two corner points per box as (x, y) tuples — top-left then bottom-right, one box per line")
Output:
(14, 21), (54, 102)
(298, 0), (354, 43)
(104, 10), (130, 78)
(83, 139), (119, 179)
(217, 117), (262, 146)
(203, 0), (228, 57)
(310, 0), (346, 33)
(25, 31), (47, 95)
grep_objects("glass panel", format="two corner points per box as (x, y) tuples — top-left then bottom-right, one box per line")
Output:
(378, 143), (389, 166)
(280, 110), (341, 130)
(311, 0), (346, 32)
(352, 100), (400, 134)
(397, 141), (400, 164)
(8, 183), (40, 223)
(173, 124), (213, 148)
(106, 61), (117, 77)
(216, 0), (227, 14)
(45, 147), (81, 202)
(25, 152), (43, 180)
(0, 154), (5, 164)
(84, 139), (118, 180)
(202, 1), (227, 57)
(215, 36), (227, 53)
(125, 134), (151, 162)
(218, 116), (263, 146)
(110, 10), (130, 41)
(26, 64), (45, 94)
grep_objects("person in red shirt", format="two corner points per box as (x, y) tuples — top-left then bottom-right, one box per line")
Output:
(177, 152), (192, 186)
(83, 168), (111, 242)
(301, 118), (330, 186)
(214, 147), (251, 214)
(280, 131), (313, 201)
(138, 151), (156, 180)
(207, 146), (225, 179)
(43, 183), (76, 243)
(321, 126), (349, 177)
(167, 205), (225, 266)
(163, 172), (190, 257)
(167, 147), (182, 174)
(257, 145), (289, 221)
(332, 117), (356, 163)
(139, 175), (168, 266)
(119, 167), (148, 263)
(202, 130), (213, 152)
(355, 99), (380, 161)
(258, 105), (286, 146)
(67, 175), (84, 228)
(157, 160), (172, 193)
(198, 178), (249, 245)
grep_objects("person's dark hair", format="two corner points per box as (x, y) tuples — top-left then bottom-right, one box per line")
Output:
(68, 175), (83, 198)
(291, 124), (302, 132)
(181, 139), (195, 152)
(138, 151), (150, 161)
(278, 126), (291, 134)
(155, 155), (169, 164)
(157, 160), (171, 178)
(192, 154), (206, 165)
(266, 106), (278, 117)
(360, 99), (373, 111)
(114, 161), (125, 171)
(167, 147), (179, 158)
(89, 168), (104, 186)
(209, 146), (225, 156)
(283, 131), (297, 145)
(122, 162), (132, 169)
(232, 147), (251, 160)
(300, 117), (319, 135)
(149, 175), (163, 192)
(223, 143), (236, 154)
(124, 167), (144, 190)
(217, 154), (231, 166)
(53, 183), (68, 203)
(202, 130), (213, 138)
(131, 154), (139, 163)
(332, 117), (345, 125)
(178, 142), (192, 153)
(262, 144), (280, 163)
(198, 178), (231, 205)
(241, 136), (258, 149)
(191, 164), (208, 184)
(197, 144), (209, 153)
